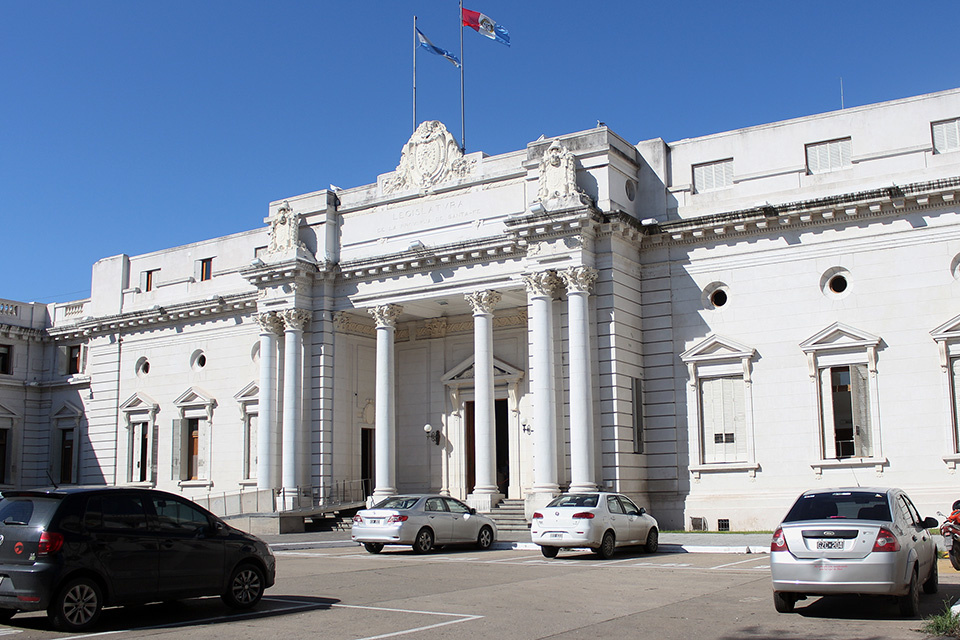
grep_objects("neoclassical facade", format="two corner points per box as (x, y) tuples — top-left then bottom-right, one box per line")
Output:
(4, 88), (960, 529)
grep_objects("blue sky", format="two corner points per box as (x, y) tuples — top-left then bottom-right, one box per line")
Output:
(2, 1), (959, 304)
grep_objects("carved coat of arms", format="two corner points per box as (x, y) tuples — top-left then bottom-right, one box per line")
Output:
(381, 121), (472, 194)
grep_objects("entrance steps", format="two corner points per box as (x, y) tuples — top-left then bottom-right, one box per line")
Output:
(488, 499), (530, 539)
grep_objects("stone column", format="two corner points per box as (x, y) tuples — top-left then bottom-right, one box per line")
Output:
(369, 304), (403, 502)
(255, 311), (283, 492)
(465, 290), (502, 511)
(562, 266), (599, 493)
(523, 271), (562, 503)
(280, 308), (310, 509)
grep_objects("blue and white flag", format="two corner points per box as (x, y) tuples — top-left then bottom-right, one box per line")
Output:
(416, 27), (461, 67)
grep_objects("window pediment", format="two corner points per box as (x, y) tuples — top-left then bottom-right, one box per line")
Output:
(0, 402), (21, 420)
(800, 322), (880, 353)
(442, 356), (524, 388)
(174, 387), (216, 421)
(120, 393), (159, 427)
(234, 382), (259, 417)
(681, 334), (755, 364)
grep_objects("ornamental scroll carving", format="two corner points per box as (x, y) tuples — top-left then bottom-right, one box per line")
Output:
(522, 270), (562, 298)
(381, 121), (473, 195)
(280, 308), (311, 332)
(254, 312), (283, 335)
(465, 290), (501, 315)
(536, 140), (593, 210)
(369, 304), (404, 328)
(265, 200), (308, 256)
(561, 266), (598, 294)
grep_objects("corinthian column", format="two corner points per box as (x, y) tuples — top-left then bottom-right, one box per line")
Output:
(280, 308), (310, 508)
(465, 290), (502, 511)
(523, 271), (561, 499)
(255, 311), (283, 492)
(369, 304), (403, 502)
(562, 266), (599, 492)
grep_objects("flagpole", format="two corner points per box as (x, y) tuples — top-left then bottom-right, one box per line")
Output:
(459, 0), (465, 152)
(413, 16), (417, 134)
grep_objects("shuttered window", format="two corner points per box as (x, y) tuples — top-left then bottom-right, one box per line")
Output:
(951, 358), (960, 453)
(806, 138), (852, 174)
(699, 376), (747, 463)
(693, 159), (733, 193)
(933, 118), (960, 154)
(820, 365), (871, 459)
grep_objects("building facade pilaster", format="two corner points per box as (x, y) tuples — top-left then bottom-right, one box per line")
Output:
(465, 290), (502, 512)
(254, 311), (283, 492)
(562, 266), (599, 493)
(280, 308), (310, 508)
(369, 304), (403, 502)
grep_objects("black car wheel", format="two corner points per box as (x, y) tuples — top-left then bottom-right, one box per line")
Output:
(773, 591), (796, 613)
(596, 531), (616, 559)
(644, 528), (659, 554)
(898, 568), (920, 618)
(540, 545), (559, 558)
(413, 528), (434, 554)
(923, 556), (939, 594)
(222, 563), (265, 609)
(48, 577), (103, 632)
(364, 542), (384, 554)
(950, 545), (960, 571)
(476, 526), (494, 550)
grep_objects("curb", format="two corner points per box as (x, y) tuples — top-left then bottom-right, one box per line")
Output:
(491, 541), (770, 554)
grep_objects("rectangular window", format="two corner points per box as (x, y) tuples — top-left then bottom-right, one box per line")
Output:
(199, 258), (213, 282)
(244, 413), (258, 480)
(144, 269), (159, 292)
(933, 118), (960, 154)
(59, 429), (74, 484)
(130, 422), (150, 483)
(0, 345), (10, 375)
(692, 159), (733, 193)
(187, 419), (200, 480)
(806, 137), (852, 174)
(632, 378), (644, 454)
(821, 365), (871, 459)
(699, 376), (747, 463)
(0, 429), (8, 485)
(950, 357), (960, 453)
(68, 345), (82, 375)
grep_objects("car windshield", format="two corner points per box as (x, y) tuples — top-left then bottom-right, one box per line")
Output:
(783, 491), (891, 522)
(373, 497), (420, 510)
(0, 497), (60, 526)
(547, 494), (599, 508)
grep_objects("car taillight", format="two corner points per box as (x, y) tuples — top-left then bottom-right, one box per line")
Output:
(770, 527), (788, 552)
(532, 512), (543, 520)
(353, 515), (363, 523)
(571, 512), (595, 520)
(386, 515), (408, 523)
(873, 527), (900, 552)
(37, 531), (64, 556)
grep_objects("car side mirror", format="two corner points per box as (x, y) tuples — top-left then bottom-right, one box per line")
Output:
(639, 507), (646, 515)
(922, 516), (938, 529)
(469, 508), (477, 515)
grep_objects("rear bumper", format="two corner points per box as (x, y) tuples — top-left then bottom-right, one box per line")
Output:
(0, 562), (61, 612)
(530, 529), (601, 549)
(770, 550), (906, 596)
(351, 524), (415, 545)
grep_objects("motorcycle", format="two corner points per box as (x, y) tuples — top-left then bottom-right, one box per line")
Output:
(940, 500), (960, 571)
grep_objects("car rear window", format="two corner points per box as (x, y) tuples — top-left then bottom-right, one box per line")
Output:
(0, 497), (61, 527)
(374, 497), (420, 510)
(783, 491), (891, 522)
(547, 494), (599, 508)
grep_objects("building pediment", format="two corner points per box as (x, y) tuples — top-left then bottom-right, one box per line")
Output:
(119, 392), (159, 414)
(175, 387), (217, 421)
(931, 313), (960, 342)
(442, 355), (524, 388)
(681, 334), (755, 363)
(0, 402), (21, 420)
(800, 322), (880, 353)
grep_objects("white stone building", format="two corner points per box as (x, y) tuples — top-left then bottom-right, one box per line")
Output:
(3, 88), (960, 530)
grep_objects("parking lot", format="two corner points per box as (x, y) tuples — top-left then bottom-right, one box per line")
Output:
(2, 542), (958, 639)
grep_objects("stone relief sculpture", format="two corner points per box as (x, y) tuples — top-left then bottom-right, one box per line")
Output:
(536, 139), (592, 211)
(380, 121), (473, 195)
(265, 200), (309, 257)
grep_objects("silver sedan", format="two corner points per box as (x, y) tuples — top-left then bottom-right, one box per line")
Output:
(770, 487), (938, 617)
(351, 494), (498, 554)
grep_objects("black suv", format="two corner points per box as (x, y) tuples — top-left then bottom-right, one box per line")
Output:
(0, 486), (276, 631)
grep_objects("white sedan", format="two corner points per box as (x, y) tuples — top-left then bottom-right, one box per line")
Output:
(531, 492), (659, 559)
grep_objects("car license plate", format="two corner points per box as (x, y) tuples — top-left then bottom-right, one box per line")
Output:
(367, 519), (382, 525)
(817, 539), (844, 550)
(549, 533), (563, 539)
(945, 537), (953, 550)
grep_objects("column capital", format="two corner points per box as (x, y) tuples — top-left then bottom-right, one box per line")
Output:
(280, 308), (311, 332)
(522, 270), (562, 298)
(254, 311), (283, 334)
(561, 266), (598, 294)
(465, 290), (501, 316)
(369, 304), (403, 328)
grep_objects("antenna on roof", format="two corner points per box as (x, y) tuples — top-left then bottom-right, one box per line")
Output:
(840, 77), (844, 110)
(45, 469), (59, 489)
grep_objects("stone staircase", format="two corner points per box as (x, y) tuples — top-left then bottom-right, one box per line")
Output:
(488, 499), (530, 540)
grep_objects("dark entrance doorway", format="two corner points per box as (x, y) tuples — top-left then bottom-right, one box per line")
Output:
(361, 427), (374, 497)
(464, 398), (510, 496)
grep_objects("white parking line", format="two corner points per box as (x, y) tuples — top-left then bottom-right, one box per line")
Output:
(334, 604), (482, 640)
(710, 557), (770, 570)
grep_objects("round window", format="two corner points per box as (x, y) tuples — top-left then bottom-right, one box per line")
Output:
(135, 357), (150, 377)
(701, 282), (730, 311)
(190, 350), (207, 371)
(820, 267), (852, 299)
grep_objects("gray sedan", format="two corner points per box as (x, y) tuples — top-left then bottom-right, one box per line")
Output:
(351, 494), (498, 554)
(770, 487), (938, 617)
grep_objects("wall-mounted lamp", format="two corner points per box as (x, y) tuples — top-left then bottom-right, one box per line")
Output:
(424, 423), (440, 445)
(521, 419), (533, 435)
